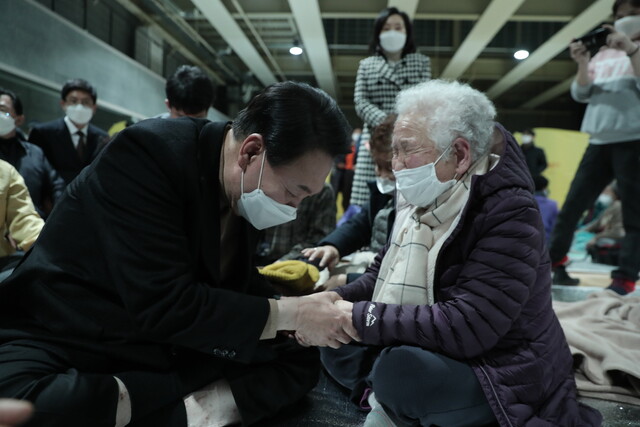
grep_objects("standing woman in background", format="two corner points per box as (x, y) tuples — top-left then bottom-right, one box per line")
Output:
(349, 7), (431, 209)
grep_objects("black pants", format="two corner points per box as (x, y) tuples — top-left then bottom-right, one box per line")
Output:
(0, 337), (319, 426)
(320, 345), (496, 427)
(549, 141), (640, 281)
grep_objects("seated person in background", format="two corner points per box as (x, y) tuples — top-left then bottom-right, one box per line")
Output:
(314, 80), (602, 426)
(0, 159), (44, 280)
(585, 182), (625, 271)
(533, 175), (558, 243)
(302, 114), (397, 289)
(520, 128), (547, 177)
(255, 182), (336, 266)
(160, 65), (215, 119)
(28, 78), (109, 185)
(0, 88), (65, 218)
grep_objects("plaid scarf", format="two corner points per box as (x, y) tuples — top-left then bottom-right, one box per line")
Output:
(372, 154), (496, 306)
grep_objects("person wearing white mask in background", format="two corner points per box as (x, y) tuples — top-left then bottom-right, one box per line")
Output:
(28, 78), (109, 185)
(519, 128), (547, 178)
(0, 88), (65, 219)
(549, 0), (640, 295)
(348, 7), (431, 216)
(303, 114), (398, 290)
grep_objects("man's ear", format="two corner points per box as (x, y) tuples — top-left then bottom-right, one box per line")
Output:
(237, 133), (265, 171)
(59, 100), (66, 112)
(15, 115), (25, 127)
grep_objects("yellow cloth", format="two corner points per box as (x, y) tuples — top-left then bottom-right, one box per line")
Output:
(258, 260), (319, 295)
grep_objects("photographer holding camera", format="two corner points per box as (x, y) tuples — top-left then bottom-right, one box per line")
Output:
(550, 0), (640, 295)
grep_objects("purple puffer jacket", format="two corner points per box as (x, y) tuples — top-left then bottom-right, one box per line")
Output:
(335, 125), (602, 426)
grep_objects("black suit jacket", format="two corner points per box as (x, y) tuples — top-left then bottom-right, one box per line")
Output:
(28, 117), (109, 184)
(0, 118), (276, 369)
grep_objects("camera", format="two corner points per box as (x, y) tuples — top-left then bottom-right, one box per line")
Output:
(574, 27), (611, 57)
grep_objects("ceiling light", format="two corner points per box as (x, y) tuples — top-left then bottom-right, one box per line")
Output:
(514, 49), (529, 60)
(289, 45), (303, 55)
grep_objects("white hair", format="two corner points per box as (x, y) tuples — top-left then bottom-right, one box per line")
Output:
(395, 79), (496, 161)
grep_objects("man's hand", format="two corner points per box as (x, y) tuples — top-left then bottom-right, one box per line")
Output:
(0, 399), (33, 427)
(301, 245), (340, 270)
(293, 292), (354, 349)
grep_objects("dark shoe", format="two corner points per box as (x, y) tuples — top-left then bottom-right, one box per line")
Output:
(552, 265), (580, 286)
(606, 278), (635, 296)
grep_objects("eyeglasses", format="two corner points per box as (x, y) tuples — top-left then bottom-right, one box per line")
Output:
(391, 146), (433, 168)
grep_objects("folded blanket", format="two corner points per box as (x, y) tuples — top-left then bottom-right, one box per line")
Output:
(553, 290), (640, 405)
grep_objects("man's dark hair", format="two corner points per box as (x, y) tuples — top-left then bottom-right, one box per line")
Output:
(0, 88), (23, 116)
(369, 7), (417, 57)
(61, 78), (97, 103)
(523, 128), (535, 136)
(165, 65), (215, 115)
(232, 81), (351, 167)
(613, 0), (640, 15)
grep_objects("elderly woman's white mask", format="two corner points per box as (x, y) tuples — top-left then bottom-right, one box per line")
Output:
(393, 143), (456, 207)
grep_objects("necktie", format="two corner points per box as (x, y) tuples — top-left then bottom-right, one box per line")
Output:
(76, 131), (86, 161)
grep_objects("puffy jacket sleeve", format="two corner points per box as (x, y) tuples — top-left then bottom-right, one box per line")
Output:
(350, 192), (542, 360)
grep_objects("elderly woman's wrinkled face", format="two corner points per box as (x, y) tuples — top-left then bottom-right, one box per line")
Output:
(391, 115), (434, 170)
(391, 113), (459, 182)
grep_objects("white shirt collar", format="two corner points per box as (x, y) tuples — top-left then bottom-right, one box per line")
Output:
(64, 115), (84, 136)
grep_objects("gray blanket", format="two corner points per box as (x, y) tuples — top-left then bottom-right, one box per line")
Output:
(554, 290), (640, 405)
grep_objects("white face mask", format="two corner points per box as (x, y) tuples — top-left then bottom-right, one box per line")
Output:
(65, 104), (93, 125)
(376, 176), (396, 194)
(236, 153), (297, 230)
(0, 113), (15, 137)
(614, 15), (640, 40)
(393, 144), (456, 208)
(521, 135), (533, 144)
(379, 30), (407, 53)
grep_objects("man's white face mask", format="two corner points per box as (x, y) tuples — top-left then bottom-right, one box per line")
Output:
(0, 113), (16, 137)
(393, 143), (456, 208)
(236, 152), (297, 230)
(65, 104), (93, 125)
(521, 135), (533, 144)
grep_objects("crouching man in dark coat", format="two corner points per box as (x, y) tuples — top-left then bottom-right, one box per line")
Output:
(0, 82), (357, 426)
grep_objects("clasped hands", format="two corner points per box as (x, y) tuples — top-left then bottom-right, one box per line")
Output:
(276, 292), (360, 349)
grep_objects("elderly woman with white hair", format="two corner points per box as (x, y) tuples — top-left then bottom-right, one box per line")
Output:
(310, 80), (603, 426)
